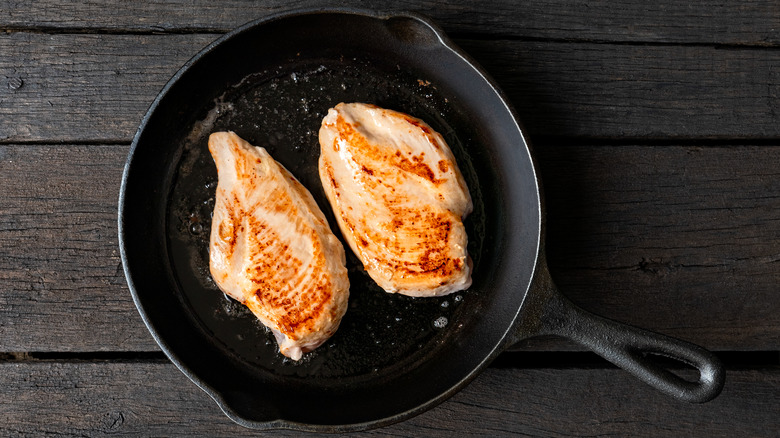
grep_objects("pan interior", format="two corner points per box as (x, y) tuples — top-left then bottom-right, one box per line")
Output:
(166, 56), (489, 380)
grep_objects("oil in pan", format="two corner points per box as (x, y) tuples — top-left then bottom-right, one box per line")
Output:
(165, 55), (486, 379)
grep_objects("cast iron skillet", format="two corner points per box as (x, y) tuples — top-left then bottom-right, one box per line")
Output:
(119, 8), (725, 432)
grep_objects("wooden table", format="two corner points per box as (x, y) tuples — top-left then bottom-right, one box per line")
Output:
(2, 1), (779, 436)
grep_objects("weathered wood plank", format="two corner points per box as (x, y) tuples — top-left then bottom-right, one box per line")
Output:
(1, 34), (779, 143)
(0, 33), (218, 143)
(1, 0), (779, 45)
(0, 143), (777, 351)
(462, 41), (780, 139)
(0, 361), (777, 437)
(0, 145), (153, 351)
(535, 144), (780, 350)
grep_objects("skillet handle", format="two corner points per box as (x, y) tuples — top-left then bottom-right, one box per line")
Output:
(515, 260), (725, 403)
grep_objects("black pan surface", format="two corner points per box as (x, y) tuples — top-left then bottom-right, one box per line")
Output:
(120, 8), (540, 430)
(120, 8), (723, 432)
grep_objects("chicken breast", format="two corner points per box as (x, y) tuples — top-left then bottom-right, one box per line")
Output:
(208, 131), (349, 360)
(318, 103), (473, 297)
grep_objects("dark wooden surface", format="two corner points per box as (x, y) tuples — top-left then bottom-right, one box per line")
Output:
(1, 1), (778, 436)
(3, 34), (780, 142)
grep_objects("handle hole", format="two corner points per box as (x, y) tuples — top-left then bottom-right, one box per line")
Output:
(643, 351), (700, 382)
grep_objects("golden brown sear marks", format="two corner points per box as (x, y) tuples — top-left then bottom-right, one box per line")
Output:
(328, 114), (444, 186)
(208, 131), (349, 360)
(318, 103), (473, 297)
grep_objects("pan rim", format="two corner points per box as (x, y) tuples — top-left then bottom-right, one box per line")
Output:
(118, 6), (542, 432)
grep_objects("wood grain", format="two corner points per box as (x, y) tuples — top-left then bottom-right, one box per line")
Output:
(0, 145), (152, 351)
(0, 360), (776, 437)
(461, 40), (780, 140)
(1, 34), (779, 143)
(0, 143), (777, 352)
(1, 0), (778, 45)
(536, 145), (780, 350)
(0, 33), (218, 143)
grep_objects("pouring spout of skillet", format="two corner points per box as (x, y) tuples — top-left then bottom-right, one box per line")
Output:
(118, 7), (725, 432)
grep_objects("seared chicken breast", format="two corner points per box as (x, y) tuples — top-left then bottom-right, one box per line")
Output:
(318, 103), (473, 297)
(208, 131), (349, 360)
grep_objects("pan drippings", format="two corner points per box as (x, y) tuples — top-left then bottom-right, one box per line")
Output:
(166, 57), (485, 379)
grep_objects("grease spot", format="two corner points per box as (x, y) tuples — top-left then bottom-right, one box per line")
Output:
(432, 316), (448, 329)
